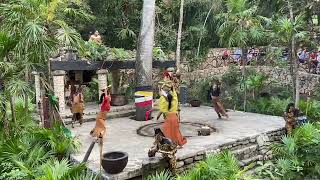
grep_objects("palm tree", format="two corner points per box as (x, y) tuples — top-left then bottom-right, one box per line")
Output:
(135, 0), (156, 121)
(215, 0), (266, 111)
(0, 32), (19, 130)
(270, 1), (310, 107)
(196, 0), (223, 58)
(0, 0), (91, 117)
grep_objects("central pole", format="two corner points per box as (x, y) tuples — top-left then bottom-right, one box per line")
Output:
(135, 0), (156, 121)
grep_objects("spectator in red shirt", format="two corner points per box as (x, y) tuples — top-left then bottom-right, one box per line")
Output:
(163, 67), (175, 80)
(310, 50), (318, 73)
(222, 49), (230, 60)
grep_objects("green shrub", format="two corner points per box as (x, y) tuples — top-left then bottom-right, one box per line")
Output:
(268, 97), (291, 116)
(265, 83), (292, 100)
(83, 78), (99, 102)
(299, 100), (320, 122)
(32, 123), (80, 159)
(220, 65), (243, 109)
(147, 151), (254, 180)
(257, 123), (320, 179)
(247, 97), (271, 114)
(246, 96), (290, 116)
(245, 74), (269, 100)
(147, 171), (173, 180)
(177, 151), (253, 180)
(188, 77), (217, 103)
(0, 103), (88, 179)
(222, 65), (242, 87)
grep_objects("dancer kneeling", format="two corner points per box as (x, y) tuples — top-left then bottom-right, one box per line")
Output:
(148, 128), (177, 173)
(160, 82), (187, 147)
(283, 103), (298, 135)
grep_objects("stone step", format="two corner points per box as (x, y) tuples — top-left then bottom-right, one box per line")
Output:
(232, 144), (258, 160)
(220, 139), (257, 152)
(64, 109), (135, 125)
(243, 168), (256, 177)
(63, 105), (136, 119)
(239, 155), (263, 167)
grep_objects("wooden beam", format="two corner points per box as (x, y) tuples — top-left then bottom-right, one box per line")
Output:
(50, 60), (176, 71)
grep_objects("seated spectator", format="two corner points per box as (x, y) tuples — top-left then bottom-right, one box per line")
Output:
(316, 50), (320, 74)
(282, 48), (289, 61)
(233, 48), (242, 61)
(254, 47), (260, 57)
(247, 48), (254, 64)
(222, 49), (230, 60)
(310, 50), (318, 73)
(297, 48), (307, 63)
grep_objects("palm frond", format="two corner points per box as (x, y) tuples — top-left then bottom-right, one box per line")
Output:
(5, 78), (33, 99)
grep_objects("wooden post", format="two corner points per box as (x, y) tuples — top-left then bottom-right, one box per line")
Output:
(43, 97), (52, 129)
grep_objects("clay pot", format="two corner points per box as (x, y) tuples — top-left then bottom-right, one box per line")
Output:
(190, 100), (201, 107)
(110, 94), (128, 106)
(101, 151), (128, 174)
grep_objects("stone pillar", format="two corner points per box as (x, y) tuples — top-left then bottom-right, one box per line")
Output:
(32, 71), (41, 105)
(97, 69), (108, 97)
(53, 70), (66, 115)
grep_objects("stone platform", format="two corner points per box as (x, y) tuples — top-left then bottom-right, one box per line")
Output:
(69, 106), (285, 180)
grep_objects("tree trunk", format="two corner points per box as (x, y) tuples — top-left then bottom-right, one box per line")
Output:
(288, 41), (296, 99)
(252, 90), (255, 100)
(197, 6), (213, 58)
(175, 0), (184, 70)
(25, 68), (29, 114)
(287, 0), (300, 107)
(9, 96), (16, 124)
(3, 112), (9, 136)
(135, 0), (156, 121)
(241, 48), (247, 112)
(2, 103), (9, 136)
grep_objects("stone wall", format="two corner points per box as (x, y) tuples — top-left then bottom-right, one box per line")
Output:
(181, 65), (320, 95)
(142, 127), (285, 177)
(121, 68), (162, 92)
(197, 48), (234, 70)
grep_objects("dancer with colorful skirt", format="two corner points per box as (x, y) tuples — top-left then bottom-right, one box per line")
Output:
(158, 79), (187, 147)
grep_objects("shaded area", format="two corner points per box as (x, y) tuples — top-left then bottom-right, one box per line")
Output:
(51, 60), (176, 71)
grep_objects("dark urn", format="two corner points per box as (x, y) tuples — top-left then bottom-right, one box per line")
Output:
(190, 100), (201, 107)
(101, 151), (128, 174)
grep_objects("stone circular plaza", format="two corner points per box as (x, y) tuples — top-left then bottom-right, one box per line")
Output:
(136, 121), (216, 137)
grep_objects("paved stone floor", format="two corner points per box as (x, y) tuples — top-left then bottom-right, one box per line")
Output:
(69, 106), (284, 180)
